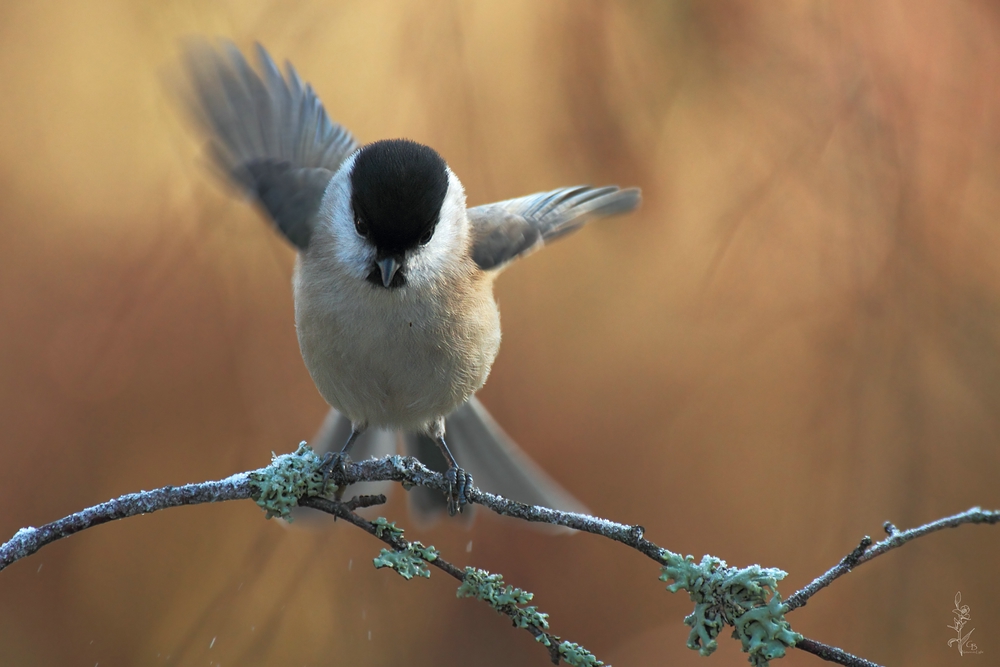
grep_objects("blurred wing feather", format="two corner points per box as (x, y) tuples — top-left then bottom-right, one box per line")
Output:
(468, 185), (641, 271)
(180, 40), (359, 249)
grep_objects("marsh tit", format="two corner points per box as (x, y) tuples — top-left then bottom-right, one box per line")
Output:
(179, 42), (641, 516)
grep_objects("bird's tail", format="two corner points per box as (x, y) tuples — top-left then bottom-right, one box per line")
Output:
(404, 396), (589, 524)
(309, 396), (589, 524)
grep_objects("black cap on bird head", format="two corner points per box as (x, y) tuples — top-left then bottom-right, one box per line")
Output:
(349, 139), (449, 288)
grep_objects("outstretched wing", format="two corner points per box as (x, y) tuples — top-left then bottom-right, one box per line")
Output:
(180, 40), (359, 250)
(468, 185), (641, 272)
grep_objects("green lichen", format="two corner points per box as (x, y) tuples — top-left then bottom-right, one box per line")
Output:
(458, 568), (605, 665)
(372, 541), (438, 580)
(248, 443), (332, 521)
(533, 637), (604, 667)
(659, 551), (802, 666)
(457, 568), (550, 632)
(371, 517), (405, 541)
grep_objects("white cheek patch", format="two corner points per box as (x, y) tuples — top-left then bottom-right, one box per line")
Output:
(405, 169), (469, 287)
(316, 155), (377, 280)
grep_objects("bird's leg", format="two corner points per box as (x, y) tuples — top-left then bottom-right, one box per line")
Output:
(430, 418), (474, 515)
(319, 424), (365, 493)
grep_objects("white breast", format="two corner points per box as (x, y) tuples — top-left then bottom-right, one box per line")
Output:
(292, 253), (500, 432)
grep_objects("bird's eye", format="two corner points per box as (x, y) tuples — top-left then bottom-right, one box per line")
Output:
(419, 229), (433, 246)
(354, 213), (369, 238)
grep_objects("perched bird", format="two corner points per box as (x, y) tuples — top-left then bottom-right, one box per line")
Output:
(179, 41), (641, 517)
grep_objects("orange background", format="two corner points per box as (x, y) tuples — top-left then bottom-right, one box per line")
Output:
(1, 2), (998, 666)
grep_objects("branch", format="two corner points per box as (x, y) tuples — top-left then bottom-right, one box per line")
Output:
(1, 446), (997, 667)
(785, 507), (1000, 611)
(298, 495), (589, 664)
(2, 452), (605, 666)
(0, 474), (253, 571)
(793, 638), (883, 667)
(298, 495), (465, 580)
(328, 453), (663, 559)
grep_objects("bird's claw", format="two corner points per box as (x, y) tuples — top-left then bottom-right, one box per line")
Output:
(318, 451), (351, 494)
(444, 466), (474, 516)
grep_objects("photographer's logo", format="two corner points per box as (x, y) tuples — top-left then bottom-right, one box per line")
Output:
(948, 592), (983, 656)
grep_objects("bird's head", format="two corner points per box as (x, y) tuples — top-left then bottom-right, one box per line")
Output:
(331, 139), (468, 290)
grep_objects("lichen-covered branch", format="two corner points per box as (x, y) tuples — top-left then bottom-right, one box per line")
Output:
(298, 495), (604, 666)
(329, 449), (665, 560)
(456, 567), (603, 667)
(1, 443), (997, 667)
(659, 552), (801, 666)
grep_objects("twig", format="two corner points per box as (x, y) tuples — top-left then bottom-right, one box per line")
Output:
(783, 536), (872, 612)
(299, 495), (576, 664)
(785, 506), (1000, 611)
(794, 638), (883, 667)
(299, 495), (465, 580)
(0, 473), (252, 571)
(342, 493), (388, 511)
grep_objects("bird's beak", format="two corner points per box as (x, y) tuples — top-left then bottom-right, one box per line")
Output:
(377, 256), (402, 288)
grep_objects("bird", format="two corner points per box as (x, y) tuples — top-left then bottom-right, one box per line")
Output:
(178, 40), (641, 517)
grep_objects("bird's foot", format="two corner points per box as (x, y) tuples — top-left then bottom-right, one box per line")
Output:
(318, 451), (351, 496)
(444, 465), (474, 516)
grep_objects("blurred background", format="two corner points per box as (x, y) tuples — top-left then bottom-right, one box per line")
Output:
(1, 1), (999, 665)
